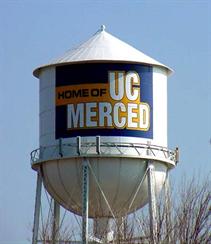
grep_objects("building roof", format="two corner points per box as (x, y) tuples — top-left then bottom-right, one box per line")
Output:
(33, 25), (172, 77)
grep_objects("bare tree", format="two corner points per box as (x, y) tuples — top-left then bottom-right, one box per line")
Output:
(133, 175), (211, 244)
(173, 177), (211, 244)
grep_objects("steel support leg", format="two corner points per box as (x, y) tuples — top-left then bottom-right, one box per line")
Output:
(164, 170), (172, 243)
(32, 170), (42, 244)
(116, 217), (125, 241)
(147, 161), (157, 244)
(52, 200), (60, 244)
(82, 158), (89, 244)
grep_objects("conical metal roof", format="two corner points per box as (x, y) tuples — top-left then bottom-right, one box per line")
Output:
(33, 25), (172, 77)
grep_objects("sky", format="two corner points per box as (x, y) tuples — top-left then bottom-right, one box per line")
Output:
(0, 0), (210, 243)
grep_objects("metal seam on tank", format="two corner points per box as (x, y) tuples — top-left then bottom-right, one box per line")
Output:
(111, 157), (121, 210)
(39, 109), (54, 116)
(96, 158), (104, 216)
(89, 158), (112, 217)
(91, 158), (99, 216)
(56, 159), (81, 210)
(136, 161), (148, 208)
(39, 132), (55, 137)
(42, 163), (69, 209)
(118, 164), (134, 214)
(40, 132), (55, 138)
(43, 164), (66, 205)
(40, 84), (55, 92)
(121, 160), (147, 212)
(136, 161), (148, 207)
(89, 158), (103, 217)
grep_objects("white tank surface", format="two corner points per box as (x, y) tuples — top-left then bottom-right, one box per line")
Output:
(31, 26), (177, 218)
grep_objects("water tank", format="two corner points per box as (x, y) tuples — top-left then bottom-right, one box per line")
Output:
(31, 26), (176, 218)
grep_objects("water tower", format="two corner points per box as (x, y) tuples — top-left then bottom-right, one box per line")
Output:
(31, 26), (178, 243)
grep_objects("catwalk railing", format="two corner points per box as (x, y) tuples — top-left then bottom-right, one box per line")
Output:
(31, 137), (179, 167)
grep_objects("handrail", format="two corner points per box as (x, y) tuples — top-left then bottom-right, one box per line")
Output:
(31, 141), (178, 166)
